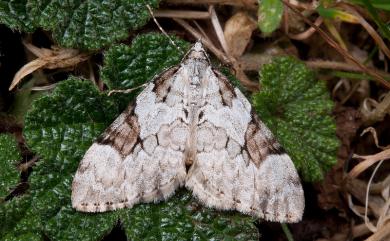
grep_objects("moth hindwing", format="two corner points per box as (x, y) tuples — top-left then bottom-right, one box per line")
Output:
(71, 42), (304, 223)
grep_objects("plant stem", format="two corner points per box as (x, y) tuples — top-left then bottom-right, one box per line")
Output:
(281, 223), (294, 241)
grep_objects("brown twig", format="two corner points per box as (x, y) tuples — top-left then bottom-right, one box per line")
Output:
(339, 3), (390, 60)
(18, 155), (39, 172)
(165, 0), (258, 10)
(192, 20), (211, 43)
(146, 5), (183, 54)
(305, 60), (390, 80)
(154, 10), (210, 19)
(173, 18), (230, 64)
(174, 18), (259, 91)
(239, 57), (390, 80)
(282, 0), (390, 89)
(287, 16), (324, 40)
(340, 81), (360, 104)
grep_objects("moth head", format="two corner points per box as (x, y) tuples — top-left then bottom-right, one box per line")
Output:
(183, 41), (210, 64)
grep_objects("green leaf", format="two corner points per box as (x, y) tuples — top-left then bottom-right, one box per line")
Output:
(21, 78), (121, 240)
(316, 5), (359, 23)
(253, 56), (339, 182)
(0, 196), (32, 239)
(348, 0), (390, 11)
(0, 1), (35, 32)
(44, 201), (118, 241)
(3, 232), (42, 241)
(24, 78), (120, 176)
(257, 0), (283, 34)
(0, 134), (21, 199)
(15, 36), (259, 239)
(101, 33), (189, 109)
(102, 33), (189, 90)
(121, 190), (258, 240)
(360, 0), (390, 41)
(0, 0), (159, 49)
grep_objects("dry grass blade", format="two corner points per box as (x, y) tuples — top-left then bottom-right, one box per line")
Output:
(305, 61), (390, 80)
(361, 127), (390, 150)
(9, 43), (89, 90)
(361, 92), (390, 125)
(209, 5), (229, 55)
(370, 175), (390, 195)
(349, 149), (390, 178)
(154, 10), (210, 19)
(30, 83), (58, 91)
(10, 59), (48, 91)
(173, 18), (230, 64)
(346, 175), (390, 240)
(340, 4), (390, 60)
(352, 223), (372, 239)
(365, 221), (390, 241)
(324, 19), (348, 51)
(173, 18), (259, 91)
(364, 160), (384, 232)
(282, 0), (390, 89)
(346, 178), (385, 218)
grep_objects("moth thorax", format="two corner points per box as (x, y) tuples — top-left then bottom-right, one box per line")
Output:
(189, 85), (202, 105)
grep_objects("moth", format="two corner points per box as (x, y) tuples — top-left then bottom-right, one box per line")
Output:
(72, 42), (304, 223)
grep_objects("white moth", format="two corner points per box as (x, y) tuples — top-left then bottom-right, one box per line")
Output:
(72, 42), (304, 223)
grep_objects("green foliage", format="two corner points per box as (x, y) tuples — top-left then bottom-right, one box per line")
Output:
(101, 33), (189, 109)
(253, 57), (339, 182)
(257, 0), (283, 34)
(2, 78), (120, 240)
(1, 34), (259, 240)
(0, 134), (20, 199)
(360, 0), (390, 40)
(0, 1), (35, 32)
(0, 195), (33, 240)
(316, 4), (355, 22)
(0, 0), (159, 49)
(120, 190), (257, 240)
(348, 0), (390, 11)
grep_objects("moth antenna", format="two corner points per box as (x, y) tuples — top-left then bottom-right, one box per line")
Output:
(146, 4), (184, 54)
(192, 20), (209, 43)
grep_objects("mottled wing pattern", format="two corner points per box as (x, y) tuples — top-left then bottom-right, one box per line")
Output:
(71, 66), (189, 212)
(72, 42), (304, 222)
(185, 69), (304, 223)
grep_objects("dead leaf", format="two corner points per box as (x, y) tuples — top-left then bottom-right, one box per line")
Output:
(361, 92), (390, 125)
(224, 11), (257, 58)
(9, 42), (90, 90)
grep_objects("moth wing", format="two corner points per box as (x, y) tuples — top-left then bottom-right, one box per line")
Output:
(72, 66), (188, 212)
(185, 70), (304, 222)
